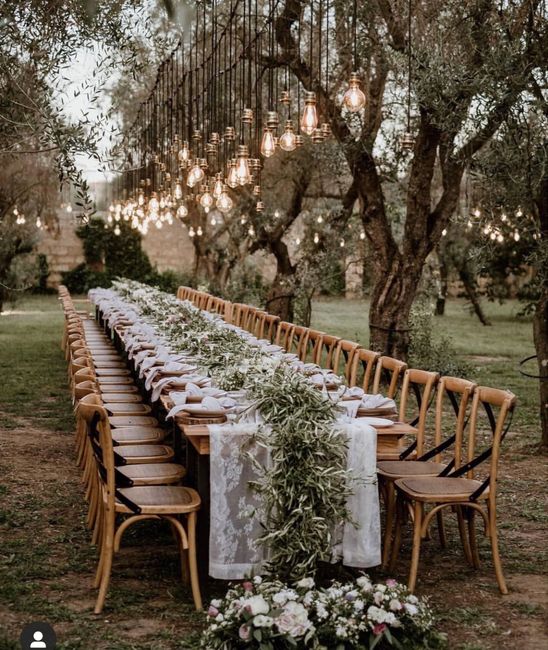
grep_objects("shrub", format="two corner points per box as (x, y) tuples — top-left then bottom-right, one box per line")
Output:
(408, 302), (474, 378)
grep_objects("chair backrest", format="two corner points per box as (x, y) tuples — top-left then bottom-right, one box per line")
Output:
(262, 313), (280, 342)
(331, 339), (361, 382)
(423, 376), (477, 463)
(399, 368), (440, 455)
(275, 321), (296, 351)
(289, 325), (310, 361)
(348, 348), (380, 392)
(303, 329), (324, 365)
(318, 334), (341, 369)
(372, 356), (408, 398)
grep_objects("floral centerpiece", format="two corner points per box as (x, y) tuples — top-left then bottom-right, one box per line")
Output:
(201, 575), (445, 649)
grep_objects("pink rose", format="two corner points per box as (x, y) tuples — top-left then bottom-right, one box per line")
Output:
(385, 579), (397, 587)
(207, 605), (219, 617)
(243, 581), (253, 591)
(373, 623), (387, 635)
(239, 624), (250, 640)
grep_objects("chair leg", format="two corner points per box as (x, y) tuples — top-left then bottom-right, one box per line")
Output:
(436, 510), (447, 549)
(94, 512), (115, 613)
(456, 506), (473, 565)
(389, 494), (404, 573)
(408, 502), (424, 593)
(488, 505), (508, 595)
(382, 481), (396, 567)
(186, 512), (202, 611)
(468, 510), (481, 569)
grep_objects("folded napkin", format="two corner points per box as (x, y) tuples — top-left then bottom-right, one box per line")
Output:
(144, 362), (194, 389)
(339, 399), (362, 418)
(150, 375), (212, 402)
(360, 394), (397, 411)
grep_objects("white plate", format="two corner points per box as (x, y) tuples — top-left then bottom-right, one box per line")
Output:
(358, 417), (394, 428)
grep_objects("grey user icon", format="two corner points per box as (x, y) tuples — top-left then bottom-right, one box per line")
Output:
(19, 622), (56, 649)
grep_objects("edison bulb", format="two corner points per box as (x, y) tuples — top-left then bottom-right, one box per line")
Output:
(227, 161), (239, 188)
(177, 204), (188, 219)
(279, 121), (297, 151)
(178, 141), (190, 163)
(149, 195), (159, 212)
(174, 182), (183, 200)
(187, 162), (204, 187)
(213, 175), (224, 198)
(260, 128), (276, 158)
(200, 190), (214, 212)
(217, 186), (233, 214)
(343, 73), (366, 112)
(114, 225), (121, 236)
(236, 146), (252, 185)
(300, 92), (318, 135)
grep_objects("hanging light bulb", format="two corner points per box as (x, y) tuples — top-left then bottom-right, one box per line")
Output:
(149, 193), (159, 212)
(188, 227), (196, 237)
(66, 204), (73, 213)
(187, 160), (204, 187)
(342, 73), (366, 112)
(248, 225), (255, 237)
(317, 215), (324, 224)
(174, 182), (183, 200)
(227, 160), (239, 188)
(313, 233), (320, 244)
(360, 230), (366, 240)
(210, 217), (217, 226)
(212, 173), (224, 198)
(216, 185), (233, 214)
(279, 120), (297, 151)
(114, 224), (121, 236)
(236, 145), (252, 185)
(36, 217), (42, 228)
(178, 141), (190, 164)
(340, 238), (345, 247)
(295, 236), (301, 245)
(442, 228), (447, 237)
(300, 92), (318, 135)
(177, 203), (188, 219)
(200, 187), (214, 213)
(138, 190), (145, 206)
(260, 128), (276, 158)
(514, 231), (520, 241)
(197, 226), (203, 236)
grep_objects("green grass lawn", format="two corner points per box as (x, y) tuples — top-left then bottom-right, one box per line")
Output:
(312, 297), (540, 437)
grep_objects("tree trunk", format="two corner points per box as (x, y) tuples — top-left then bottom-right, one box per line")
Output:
(266, 273), (295, 322)
(458, 265), (491, 326)
(436, 250), (448, 316)
(368, 256), (422, 360)
(533, 283), (548, 448)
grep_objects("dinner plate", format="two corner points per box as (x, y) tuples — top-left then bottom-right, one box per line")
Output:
(358, 417), (394, 428)
(181, 404), (229, 417)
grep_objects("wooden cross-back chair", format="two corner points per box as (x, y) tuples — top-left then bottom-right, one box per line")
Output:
(303, 329), (324, 365)
(288, 325), (310, 361)
(372, 356), (408, 398)
(317, 334), (341, 370)
(390, 386), (516, 594)
(261, 313), (280, 342)
(275, 321), (296, 352)
(348, 348), (380, 392)
(378, 376), (476, 566)
(331, 339), (361, 383)
(76, 395), (202, 614)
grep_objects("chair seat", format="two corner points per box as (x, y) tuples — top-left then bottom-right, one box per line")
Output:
(96, 368), (131, 377)
(112, 427), (166, 444)
(115, 444), (174, 464)
(109, 415), (159, 428)
(377, 460), (446, 479)
(100, 393), (143, 403)
(100, 385), (140, 394)
(395, 476), (489, 502)
(118, 462), (186, 486)
(94, 361), (128, 369)
(105, 403), (152, 416)
(116, 485), (200, 514)
(97, 376), (134, 385)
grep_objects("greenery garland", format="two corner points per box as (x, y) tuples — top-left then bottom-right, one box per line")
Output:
(111, 280), (353, 579)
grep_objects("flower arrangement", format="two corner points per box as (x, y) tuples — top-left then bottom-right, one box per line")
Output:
(201, 575), (445, 649)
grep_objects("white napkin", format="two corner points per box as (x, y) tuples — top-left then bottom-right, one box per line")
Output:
(344, 386), (365, 399)
(339, 400), (362, 418)
(150, 375), (212, 402)
(360, 394), (397, 411)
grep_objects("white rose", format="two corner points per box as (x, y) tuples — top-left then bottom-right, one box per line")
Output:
(353, 599), (365, 612)
(253, 575), (263, 585)
(389, 599), (402, 611)
(215, 613), (224, 622)
(296, 577), (315, 589)
(276, 601), (313, 638)
(357, 576), (372, 590)
(405, 603), (419, 616)
(245, 595), (270, 616)
(407, 595), (419, 604)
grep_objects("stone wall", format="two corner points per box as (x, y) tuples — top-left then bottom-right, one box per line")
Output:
(36, 211), (196, 287)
